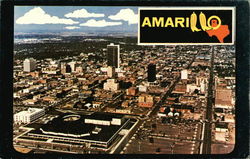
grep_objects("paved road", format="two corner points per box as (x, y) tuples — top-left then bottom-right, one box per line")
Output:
(202, 47), (214, 154)
(149, 53), (198, 117)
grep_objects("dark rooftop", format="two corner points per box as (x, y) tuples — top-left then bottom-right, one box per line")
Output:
(28, 112), (129, 143)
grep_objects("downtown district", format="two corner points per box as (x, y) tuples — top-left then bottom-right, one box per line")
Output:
(13, 39), (235, 154)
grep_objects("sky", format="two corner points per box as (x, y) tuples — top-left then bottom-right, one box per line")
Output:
(14, 6), (139, 34)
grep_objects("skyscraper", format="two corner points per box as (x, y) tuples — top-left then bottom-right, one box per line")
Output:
(147, 63), (156, 82)
(107, 43), (120, 68)
(23, 58), (36, 72)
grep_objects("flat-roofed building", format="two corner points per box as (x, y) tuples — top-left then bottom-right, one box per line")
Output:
(14, 112), (136, 153)
(14, 108), (45, 124)
(23, 58), (36, 72)
(107, 43), (120, 68)
(103, 79), (119, 91)
(138, 94), (154, 108)
(215, 86), (233, 108)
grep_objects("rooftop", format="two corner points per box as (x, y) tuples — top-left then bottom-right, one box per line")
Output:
(27, 112), (128, 143)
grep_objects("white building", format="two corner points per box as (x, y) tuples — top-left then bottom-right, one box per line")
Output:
(200, 80), (207, 93)
(186, 84), (200, 93)
(23, 58), (36, 72)
(14, 108), (45, 124)
(103, 79), (119, 91)
(181, 69), (188, 80)
(85, 117), (123, 126)
(138, 85), (147, 92)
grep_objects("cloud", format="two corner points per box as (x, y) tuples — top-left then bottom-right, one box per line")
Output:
(65, 9), (104, 18)
(64, 26), (80, 30)
(80, 19), (122, 27)
(16, 7), (79, 25)
(108, 8), (138, 25)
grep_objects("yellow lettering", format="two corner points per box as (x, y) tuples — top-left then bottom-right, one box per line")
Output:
(175, 17), (185, 27)
(186, 17), (189, 27)
(152, 17), (164, 27)
(165, 17), (174, 27)
(141, 17), (151, 27)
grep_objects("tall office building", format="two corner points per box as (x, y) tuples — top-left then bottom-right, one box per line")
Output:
(23, 58), (36, 72)
(107, 43), (120, 68)
(147, 63), (156, 82)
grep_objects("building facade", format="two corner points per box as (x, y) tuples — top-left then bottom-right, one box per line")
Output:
(103, 79), (119, 91)
(14, 108), (45, 124)
(107, 43), (120, 68)
(23, 58), (36, 72)
(181, 69), (188, 80)
(107, 66), (115, 78)
(147, 63), (156, 82)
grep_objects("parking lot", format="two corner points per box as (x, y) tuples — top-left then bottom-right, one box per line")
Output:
(122, 117), (202, 154)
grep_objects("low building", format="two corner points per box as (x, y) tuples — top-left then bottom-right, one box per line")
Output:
(215, 86), (234, 109)
(103, 79), (119, 91)
(84, 114), (124, 126)
(170, 103), (194, 113)
(215, 122), (229, 132)
(138, 94), (154, 108)
(14, 108), (45, 124)
(23, 99), (38, 105)
(126, 87), (138, 96)
(138, 85), (147, 92)
(14, 112), (135, 152)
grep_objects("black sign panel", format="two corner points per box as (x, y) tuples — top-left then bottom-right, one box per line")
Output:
(138, 7), (235, 45)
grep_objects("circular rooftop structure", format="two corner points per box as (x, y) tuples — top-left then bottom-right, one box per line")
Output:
(62, 114), (81, 122)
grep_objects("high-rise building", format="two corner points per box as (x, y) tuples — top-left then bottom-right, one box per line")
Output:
(107, 66), (115, 78)
(181, 69), (188, 80)
(68, 61), (76, 72)
(147, 63), (156, 82)
(107, 43), (120, 68)
(23, 58), (36, 72)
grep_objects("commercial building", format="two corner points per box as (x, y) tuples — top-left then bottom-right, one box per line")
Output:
(107, 43), (120, 68)
(147, 63), (156, 82)
(107, 66), (115, 78)
(23, 58), (36, 72)
(68, 61), (76, 72)
(138, 85), (147, 92)
(126, 87), (138, 96)
(14, 108), (45, 124)
(103, 79), (119, 91)
(215, 86), (233, 108)
(181, 69), (188, 80)
(138, 94), (154, 107)
(14, 112), (136, 152)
